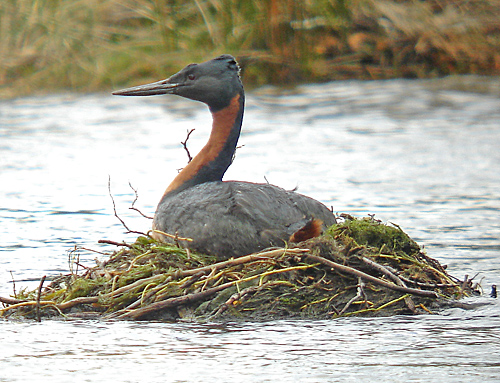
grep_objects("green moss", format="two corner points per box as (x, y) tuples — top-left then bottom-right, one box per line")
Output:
(327, 218), (420, 255)
(64, 277), (107, 301)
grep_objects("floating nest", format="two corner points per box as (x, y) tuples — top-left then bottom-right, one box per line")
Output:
(0, 217), (479, 321)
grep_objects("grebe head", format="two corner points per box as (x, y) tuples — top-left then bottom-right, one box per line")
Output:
(112, 54), (242, 112)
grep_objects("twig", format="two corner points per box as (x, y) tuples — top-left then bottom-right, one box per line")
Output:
(303, 253), (438, 298)
(361, 257), (416, 313)
(339, 277), (365, 315)
(57, 297), (99, 310)
(181, 129), (195, 163)
(78, 246), (108, 256)
(460, 274), (469, 298)
(98, 239), (133, 248)
(107, 176), (148, 236)
(379, 252), (456, 285)
(152, 229), (193, 242)
(0, 296), (26, 305)
(128, 182), (153, 219)
(213, 285), (262, 317)
(9, 271), (16, 298)
(36, 276), (46, 322)
(169, 247), (308, 280)
(104, 278), (174, 319)
(75, 251), (80, 276)
(68, 247), (77, 276)
(395, 273), (458, 288)
(126, 250), (153, 272)
(0, 300), (54, 314)
(342, 294), (412, 317)
(116, 279), (235, 320)
(212, 280), (285, 317)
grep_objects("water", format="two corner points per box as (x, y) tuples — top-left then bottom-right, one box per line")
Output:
(1, 76), (500, 382)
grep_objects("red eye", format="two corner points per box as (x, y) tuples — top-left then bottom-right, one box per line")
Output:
(188, 74), (195, 81)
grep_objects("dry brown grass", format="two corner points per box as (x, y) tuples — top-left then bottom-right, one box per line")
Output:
(1, 0), (499, 98)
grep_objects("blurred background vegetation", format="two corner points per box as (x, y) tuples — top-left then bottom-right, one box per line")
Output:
(1, 0), (499, 98)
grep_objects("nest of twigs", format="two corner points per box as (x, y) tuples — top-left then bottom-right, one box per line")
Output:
(0, 217), (478, 321)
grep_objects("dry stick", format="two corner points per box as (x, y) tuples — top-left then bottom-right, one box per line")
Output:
(9, 271), (17, 298)
(128, 182), (153, 220)
(339, 277), (365, 315)
(57, 297), (99, 310)
(212, 281), (282, 317)
(107, 175), (148, 237)
(0, 300), (55, 314)
(104, 278), (175, 319)
(1, 277), (158, 316)
(97, 239), (133, 248)
(181, 128), (195, 163)
(373, 261), (458, 288)
(116, 279), (237, 320)
(0, 296), (26, 305)
(0, 297), (101, 316)
(303, 254), (439, 298)
(391, 271), (458, 289)
(361, 257), (416, 313)
(343, 294), (412, 317)
(36, 275), (46, 322)
(79, 246), (108, 256)
(213, 285), (261, 317)
(151, 229), (193, 242)
(167, 247), (308, 280)
(380, 252), (456, 285)
(460, 274), (470, 298)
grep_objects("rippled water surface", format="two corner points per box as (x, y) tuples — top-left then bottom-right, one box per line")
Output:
(1, 77), (500, 382)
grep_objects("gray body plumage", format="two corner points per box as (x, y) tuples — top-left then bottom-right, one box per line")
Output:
(153, 181), (336, 259)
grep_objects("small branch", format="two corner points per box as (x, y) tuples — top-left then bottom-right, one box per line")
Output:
(116, 279), (235, 320)
(0, 296), (26, 305)
(9, 271), (16, 299)
(181, 129), (195, 163)
(36, 276), (46, 322)
(152, 229), (193, 243)
(339, 277), (365, 315)
(362, 257), (406, 285)
(303, 253), (438, 298)
(396, 273), (458, 289)
(362, 257), (416, 313)
(343, 294), (412, 317)
(79, 246), (108, 256)
(98, 239), (133, 248)
(57, 297), (99, 310)
(212, 280), (286, 317)
(128, 182), (153, 219)
(213, 284), (262, 317)
(107, 176), (148, 236)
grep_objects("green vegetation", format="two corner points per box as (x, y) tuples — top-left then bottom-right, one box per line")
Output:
(1, 0), (499, 98)
(0, 218), (478, 322)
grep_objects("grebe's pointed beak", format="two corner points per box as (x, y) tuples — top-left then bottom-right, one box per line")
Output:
(112, 78), (179, 96)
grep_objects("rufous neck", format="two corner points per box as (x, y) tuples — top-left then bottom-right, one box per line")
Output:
(161, 92), (244, 199)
